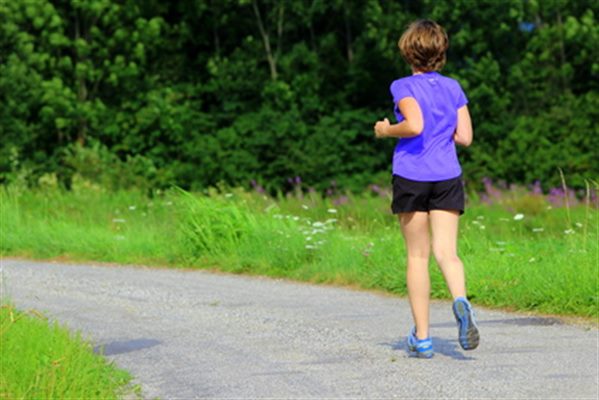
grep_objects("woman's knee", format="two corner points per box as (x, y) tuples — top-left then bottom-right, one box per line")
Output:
(407, 249), (431, 261)
(432, 245), (459, 265)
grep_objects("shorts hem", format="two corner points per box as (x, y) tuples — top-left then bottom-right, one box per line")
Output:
(391, 207), (465, 215)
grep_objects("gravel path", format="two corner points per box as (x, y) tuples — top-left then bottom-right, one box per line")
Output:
(2, 258), (597, 399)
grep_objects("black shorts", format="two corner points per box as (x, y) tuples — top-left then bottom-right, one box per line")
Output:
(391, 174), (465, 215)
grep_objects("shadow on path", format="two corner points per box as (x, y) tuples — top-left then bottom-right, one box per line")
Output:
(381, 336), (476, 361)
(430, 317), (562, 329)
(94, 338), (161, 356)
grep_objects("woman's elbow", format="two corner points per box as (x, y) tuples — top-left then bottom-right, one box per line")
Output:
(456, 135), (473, 147)
(409, 120), (424, 136)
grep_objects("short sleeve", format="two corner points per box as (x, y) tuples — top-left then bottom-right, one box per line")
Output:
(390, 80), (413, 122)
(455, 81), (468, 109)
(390, 80), (413, 105)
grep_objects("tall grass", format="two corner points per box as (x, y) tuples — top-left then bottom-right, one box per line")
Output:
(0, 303), (136, 399)
(1, 183), (597, 318)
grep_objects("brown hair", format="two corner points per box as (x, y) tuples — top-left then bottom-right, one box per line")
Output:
(398, 20), (448, 72)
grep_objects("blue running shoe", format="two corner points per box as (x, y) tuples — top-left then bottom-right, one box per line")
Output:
(407, 327), (434, 359)
(452, 297), (480, 350)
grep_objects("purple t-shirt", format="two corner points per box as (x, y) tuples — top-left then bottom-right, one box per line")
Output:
(390, 71), (468, 181)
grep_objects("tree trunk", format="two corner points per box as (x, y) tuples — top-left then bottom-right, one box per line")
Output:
(252, 0), (278, 81)
(343, 1), (354, 64)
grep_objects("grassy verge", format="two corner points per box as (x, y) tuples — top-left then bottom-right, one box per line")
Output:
(0, 303), (137, 399)
(1, 184), (597, 318)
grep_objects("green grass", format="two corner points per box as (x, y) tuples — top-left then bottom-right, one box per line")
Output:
(1, 184), (597, 318)
(0, 303), (136, 399)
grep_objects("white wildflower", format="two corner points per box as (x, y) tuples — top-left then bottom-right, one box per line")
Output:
(128, 205), (136, 211)
(327, 208), (338, 214)
(325, 218), (337, 224)
(312, 222), (325, 228)
(305, 244), (316, 249)
(225, 193), (233, 198)
(112, 218), (126, 223)
(302, 204), (309, 210)
(479, 225), (486, 230)
(575, 222), (583, 228)
(513, 213), (524, 221)
(532, 228), (544, 233)
(306, 236), (313, 241)
(292, 216), (300, 221)
(564, 229), (575, 235)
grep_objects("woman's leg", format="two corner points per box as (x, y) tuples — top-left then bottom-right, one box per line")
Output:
(429, 210), (466, 299)
(399, 211), (431, 340)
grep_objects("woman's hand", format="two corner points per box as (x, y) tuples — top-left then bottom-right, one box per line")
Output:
(374, 118), (391, 138)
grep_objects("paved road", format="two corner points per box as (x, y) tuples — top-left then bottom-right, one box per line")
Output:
(2, 259), (597, 399)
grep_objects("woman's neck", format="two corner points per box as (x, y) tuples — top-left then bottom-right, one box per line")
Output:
(411, 68), (435, 75)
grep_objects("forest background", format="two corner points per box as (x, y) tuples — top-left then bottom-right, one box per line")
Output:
(1, 0), (598, 194)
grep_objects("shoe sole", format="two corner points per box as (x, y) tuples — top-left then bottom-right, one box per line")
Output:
(407, 339), (434, 359)
(453, 301), (480, 350)
(408, 346), (434, 359)
(414, 349), (434, 359)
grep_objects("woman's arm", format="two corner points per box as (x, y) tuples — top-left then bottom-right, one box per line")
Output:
(374, 97), (424, 138)
(453, 105), (473, 147)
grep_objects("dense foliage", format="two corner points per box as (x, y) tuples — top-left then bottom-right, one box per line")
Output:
(1, 0), (597, 192)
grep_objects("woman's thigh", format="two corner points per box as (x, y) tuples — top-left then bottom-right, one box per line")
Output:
(399, 211), (430, 258)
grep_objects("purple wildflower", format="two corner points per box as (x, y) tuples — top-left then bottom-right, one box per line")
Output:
(548, 187), (565, 207)
(333, 195), (349, 206)
(482, 177), (502, 204)
(250, 179), (265, 194)
(532, 180), (543, 195)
